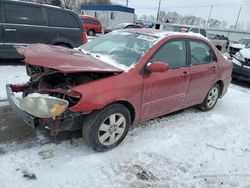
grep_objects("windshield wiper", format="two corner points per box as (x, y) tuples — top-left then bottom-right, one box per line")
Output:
(79, 48), (91, 55)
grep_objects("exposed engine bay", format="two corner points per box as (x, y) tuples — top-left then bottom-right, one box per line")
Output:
(23, 64), (117, 107)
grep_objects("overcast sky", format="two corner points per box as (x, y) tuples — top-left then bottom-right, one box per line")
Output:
(112, 0), (250, 28)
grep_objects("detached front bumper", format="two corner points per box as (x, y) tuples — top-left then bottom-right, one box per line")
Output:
(6, 84), (38, 128)
(6, 84), (84, 135)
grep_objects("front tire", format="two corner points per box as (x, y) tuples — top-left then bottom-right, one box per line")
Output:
(82, 103), (131, 152)
(199, 84), (220, 111)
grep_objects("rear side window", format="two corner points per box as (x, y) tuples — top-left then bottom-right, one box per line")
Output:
(81, 18), (99, 25)
(4, 4), (43, 25)
(47, 9), (78, 28)
(151, 40), (187, 69)
(190, 41), (213, 65)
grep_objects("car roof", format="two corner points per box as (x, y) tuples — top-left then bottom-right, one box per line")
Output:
(3, 0), (59, 8)
(164, 23), (205, 29)
(120, 28), (207, 40)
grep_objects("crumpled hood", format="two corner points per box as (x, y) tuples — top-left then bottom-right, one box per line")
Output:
(240, 48), (250, 59)
(230, 43), (246, 50)
(16, 44), (123, 73)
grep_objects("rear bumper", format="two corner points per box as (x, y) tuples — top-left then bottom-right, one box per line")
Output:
(6, 84), (84, 134)
(6, 84), (38, 128)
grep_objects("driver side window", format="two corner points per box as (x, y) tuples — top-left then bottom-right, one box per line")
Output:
(151, 40), (186, 69)
(150, 40), (187, 69)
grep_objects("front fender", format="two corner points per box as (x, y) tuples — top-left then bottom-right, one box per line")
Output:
(68, 70), (143, 123)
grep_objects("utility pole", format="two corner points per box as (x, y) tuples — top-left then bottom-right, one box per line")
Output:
(126, 0), (128, 7)
(207, 5), (213, 27)
(234, 6), (242, 30)
(156, 0), (162, 22)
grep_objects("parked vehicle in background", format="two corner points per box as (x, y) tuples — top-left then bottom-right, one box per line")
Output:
(104, 23), (142, 34)
(134, 20), (155, 28)
(163, 24), (228, 52)
(228, 38), (250, 57)
(163, 24), (207, 36)
(207, 34), (229, 51)
(232, 44), (250, 82)
(79, 15), (102, 36)
(7, 29), (232, 151)
(0, 0), (87, 59)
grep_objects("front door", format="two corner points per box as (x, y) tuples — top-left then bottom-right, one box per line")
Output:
(184, 40), (220, 107)
(3, 2), (49, 58)
(141, 40), (190, 121)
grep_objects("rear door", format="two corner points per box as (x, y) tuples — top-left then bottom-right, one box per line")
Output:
(0, 2), (4, 58)
(47, 8), (83, 47)
(3, 2), (49, 58)
(184, 40), (219, 107)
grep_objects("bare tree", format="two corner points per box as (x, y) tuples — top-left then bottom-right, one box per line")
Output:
(60, 0), (86, 12)
(83, 0), (112, 5)
(221, 20), (228, 29)
(209, 18), (221, 28)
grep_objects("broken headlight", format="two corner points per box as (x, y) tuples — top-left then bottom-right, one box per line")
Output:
(19, 93), (69, 118)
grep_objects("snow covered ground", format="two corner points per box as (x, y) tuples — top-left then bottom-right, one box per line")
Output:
(0, 75), (250, 187)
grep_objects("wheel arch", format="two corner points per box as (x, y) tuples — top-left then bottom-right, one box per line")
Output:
(106, 100), (136, 125)
(215, 80), (224, 97)
(87, 29), (96, 36)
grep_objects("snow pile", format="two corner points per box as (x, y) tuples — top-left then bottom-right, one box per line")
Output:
(0, 66), (29, 100)
(0, 84), (250, 187)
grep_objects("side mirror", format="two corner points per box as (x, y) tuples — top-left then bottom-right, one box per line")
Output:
(147, 62), (169, 73)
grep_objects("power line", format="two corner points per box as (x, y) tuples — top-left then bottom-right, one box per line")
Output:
(137, 4), (250, 10)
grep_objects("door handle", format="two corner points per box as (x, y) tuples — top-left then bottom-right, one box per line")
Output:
(181, 71), (189, 77)
(5, 28), (16, 32)
(211, 66), (218, 71)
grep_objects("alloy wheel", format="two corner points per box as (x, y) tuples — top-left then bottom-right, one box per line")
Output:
(207, 86), (219, 108)
(98, 113), (126, 146)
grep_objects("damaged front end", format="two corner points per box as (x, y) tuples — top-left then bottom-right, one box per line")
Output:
(7, 64), (117, 136)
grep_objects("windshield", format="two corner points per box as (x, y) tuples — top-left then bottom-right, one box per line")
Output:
(239, 39), (250, 45)
(79, 31), (158, 70)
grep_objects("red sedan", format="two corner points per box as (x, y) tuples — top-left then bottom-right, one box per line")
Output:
(7, 29), (232, 151)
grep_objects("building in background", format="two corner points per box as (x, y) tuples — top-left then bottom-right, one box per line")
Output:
(80, 5), (135, 28)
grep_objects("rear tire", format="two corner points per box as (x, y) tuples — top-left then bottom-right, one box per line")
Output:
(87, 29), (95, 36)
(82, 103), (131, 152)
(199, 83), (220, 111)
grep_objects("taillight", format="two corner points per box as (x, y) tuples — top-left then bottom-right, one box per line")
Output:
(82, 31), (88, 44)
